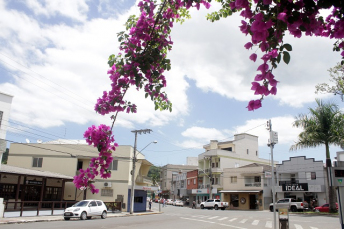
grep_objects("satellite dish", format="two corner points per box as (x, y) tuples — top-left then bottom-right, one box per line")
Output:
(25, 139), (30, 143)
(37, 139), (42, 143)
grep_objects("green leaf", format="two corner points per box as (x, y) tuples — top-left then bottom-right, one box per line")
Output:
(145, 93), (149, 98)
(283, 51), (291, 64)
(277, 52), (281, 63)
(284, 44), (292, 51)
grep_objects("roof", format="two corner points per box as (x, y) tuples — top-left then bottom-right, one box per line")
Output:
(0, 165), (74, 180)
(239, 163), (272, 172)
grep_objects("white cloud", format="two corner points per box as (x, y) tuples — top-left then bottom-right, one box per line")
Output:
(25, 0), (89, 22)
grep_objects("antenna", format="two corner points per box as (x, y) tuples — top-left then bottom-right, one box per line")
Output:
(25, 139), (30, 143)
(37, 139), (42, 143)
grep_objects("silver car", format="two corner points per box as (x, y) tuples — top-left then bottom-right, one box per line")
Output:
(64, 200), (107, 220)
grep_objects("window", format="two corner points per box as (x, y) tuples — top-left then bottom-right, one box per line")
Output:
(306, 172), (316, 180)
(254, 176), (261, 182)
(215, 177), (219, 185)
(212, 163), (215, 168)
(188, 180), (190, 185)
(194, 178), (196, 184)
(134, 197), (143, 203)
(247, 149), (249, 154)
(216, 162), (219, 167)
(96, 201), (103, 206)
(256, 151), (258, 156)
(101, 189), (113, 197)
(89, 201), (97, 207)
(108, 160), (118, 170)
(0, 111), (3, 128)
(32, 157), (43, 167)
(223, 147), (232, 151)
(231, 176), (237, 183)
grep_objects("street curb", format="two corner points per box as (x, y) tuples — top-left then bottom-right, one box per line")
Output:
(0, 212), (162, 224)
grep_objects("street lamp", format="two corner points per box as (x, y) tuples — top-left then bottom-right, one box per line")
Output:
(140, 140), (158, 152)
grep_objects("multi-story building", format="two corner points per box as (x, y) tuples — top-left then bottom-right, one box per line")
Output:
(7, 140), (156, 212)
(160, 164), (198, 200)
(0, 92), (13, 162)
(221, 163), (272, 210)
(187, 169), (198, 203)
(197, 134), (274, 202)
(274, 156), (328, 207)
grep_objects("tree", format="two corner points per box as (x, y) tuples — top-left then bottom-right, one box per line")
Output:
(316, 63), (344, 101)
(148, 165), (161, 186)
(290, 99), (344, 213)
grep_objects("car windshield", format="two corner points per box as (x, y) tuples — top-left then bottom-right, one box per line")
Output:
(74, 201), (89, 207)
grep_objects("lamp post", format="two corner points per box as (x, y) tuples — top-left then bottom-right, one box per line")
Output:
(130, 129), (155, 214)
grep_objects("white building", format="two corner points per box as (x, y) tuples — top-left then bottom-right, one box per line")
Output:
(0, 92), (13, 159)
(196, 133), (275, 202)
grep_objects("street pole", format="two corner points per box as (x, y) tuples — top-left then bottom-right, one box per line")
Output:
(267, 120), (277, 229)
(130, 129), (152, 214)
(209, 156), (212, 199)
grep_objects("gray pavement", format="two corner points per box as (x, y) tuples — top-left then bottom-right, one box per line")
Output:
(0, 209), (161, 225)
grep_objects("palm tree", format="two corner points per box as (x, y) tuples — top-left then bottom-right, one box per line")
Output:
(290, 99), (344, 213)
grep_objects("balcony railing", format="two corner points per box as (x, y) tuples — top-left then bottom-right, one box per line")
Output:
(244, 183), (262, 187)
(136, 175), (152, 183)
(197, 184), (210, 189)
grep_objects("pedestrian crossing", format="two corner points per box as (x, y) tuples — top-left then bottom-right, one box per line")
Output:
(180, 214), (319, 229)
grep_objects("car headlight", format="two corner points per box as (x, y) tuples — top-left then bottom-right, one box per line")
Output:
(73, 208), (80, 212)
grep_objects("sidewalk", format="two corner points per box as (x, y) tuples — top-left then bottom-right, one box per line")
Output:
(0, 209), (161, 225)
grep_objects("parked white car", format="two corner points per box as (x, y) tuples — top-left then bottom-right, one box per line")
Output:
(175, 200), (184, 207)
(64, 200), (107, 220)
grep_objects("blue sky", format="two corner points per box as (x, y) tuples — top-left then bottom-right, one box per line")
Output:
(1, 0), (343, 167)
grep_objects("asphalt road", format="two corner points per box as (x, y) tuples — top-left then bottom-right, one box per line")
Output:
(1, 203), (341, 229)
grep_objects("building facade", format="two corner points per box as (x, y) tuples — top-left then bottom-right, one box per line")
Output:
(160, 164), (198, 200)
(7, 140), (156, 212)
(221, 163), (272, 210)
(274, 156), (328, 207)
(0, 92), (13, 161)
(196, 134), (274, 203)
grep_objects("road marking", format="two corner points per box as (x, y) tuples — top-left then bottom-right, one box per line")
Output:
(265, 221), (272, 228)
(252, 220), (259, 225)
(209, 216), (219, 219)
(180, 217), (247, 229)
(239, 219), (247, 223)
(294, 224), (303, 229)
(229, 218), (238, 222)
(218, 217), (228, 221)
(310, 227), (318, 229)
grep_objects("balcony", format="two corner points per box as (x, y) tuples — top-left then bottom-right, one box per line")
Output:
(136, 175), (152, 184)
(244, 183), (262, 187)
(198, 184), (210, 189)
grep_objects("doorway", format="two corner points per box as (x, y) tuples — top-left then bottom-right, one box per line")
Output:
(249, 194), (257, 209)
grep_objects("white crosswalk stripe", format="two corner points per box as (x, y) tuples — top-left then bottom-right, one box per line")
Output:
(218, 217), (228, 221)
(265, 221), (272, 228)
(229, 218), (238, 222)
(239, 219), (248, 223)
(252, 220), (259, 225)
(310, 227), (318, 229)
(294, 224), (303, 229)
(209, 216), (219, 219)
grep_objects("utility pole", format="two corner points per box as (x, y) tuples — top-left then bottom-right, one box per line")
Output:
(209, 156), (213, 199)
(130, 129), (152, 214)
(267, 120), (278, 229)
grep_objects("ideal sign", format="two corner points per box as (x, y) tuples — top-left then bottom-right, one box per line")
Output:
(282, 183), (308, 192)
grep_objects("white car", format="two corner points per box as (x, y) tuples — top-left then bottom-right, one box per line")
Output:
(64, 200), (107, 220)
(175, 200), (184, 207)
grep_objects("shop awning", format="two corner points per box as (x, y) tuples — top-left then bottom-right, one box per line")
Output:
(219, 190), (261, 193)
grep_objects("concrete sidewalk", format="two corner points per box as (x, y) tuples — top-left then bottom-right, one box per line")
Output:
(0, 210), (161, 225)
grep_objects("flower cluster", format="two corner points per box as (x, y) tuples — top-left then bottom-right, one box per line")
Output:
(226, 0), (344, 110)
(73, 125), (117, 194)
(74, 0), (211, 194)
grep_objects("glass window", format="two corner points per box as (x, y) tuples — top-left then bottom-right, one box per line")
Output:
(311, 172), (316, 180)
(101, 189), (113, 197)
(247, 149), (249, 154)
(215, 200), (220, 202)
(32, 157), (43, 167)
(193, 178), (196, 185)
(230, 194), (239, 207)
(90, 201), (97, 207)
(108, 160), (118, 170)
(0, 111), (3, 128)
(254, 176), (261, 182)
(134, 197), (143, 203)
(231, 176), (237, 183)
(96, 201), (103, 206)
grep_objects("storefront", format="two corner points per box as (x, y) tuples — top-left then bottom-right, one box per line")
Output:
(127, 185), (159, 212)
(220, 190), (263, 210)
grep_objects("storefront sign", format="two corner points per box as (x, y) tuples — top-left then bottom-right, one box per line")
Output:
(192, 189), (208, 194)
(282, 183), (308, 191)
(27, 180), (42, 185)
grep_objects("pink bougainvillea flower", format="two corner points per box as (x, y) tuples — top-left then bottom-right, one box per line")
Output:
(247, 99), (262, 111)
(277, 12), (287, 23)
(249, 53), (257, 62)
(244, 42), (253, 49)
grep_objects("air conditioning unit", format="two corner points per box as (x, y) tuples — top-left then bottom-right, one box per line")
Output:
(103, 182), (112, 187)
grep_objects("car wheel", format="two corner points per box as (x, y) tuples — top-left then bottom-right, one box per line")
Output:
(270, 206), (273, 212)
(214, 205), (218, 210)
(64, 217), (70, 220)
(200, 205), (204, 209)
(291, 206), (297, 212)
(80, 211), (87, 220)
(101, 211), (107, 219)
(87, 216), (92, 220)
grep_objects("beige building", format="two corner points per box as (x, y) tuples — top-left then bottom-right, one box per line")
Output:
(7, 140), (155, 211)
(221, 163), (272, 210)
(197, 134), (274, 202)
